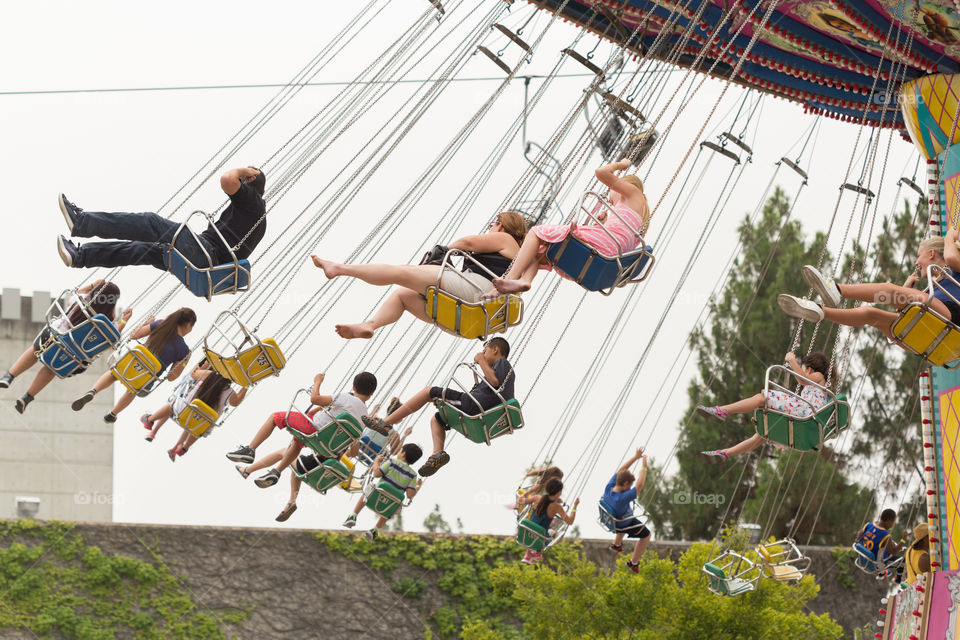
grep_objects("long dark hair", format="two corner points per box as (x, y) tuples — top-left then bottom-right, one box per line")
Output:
(535, 477), (563, 518)
(67, 281), (120, 325)
(145, 308), (196, 354)
(194, 372), (232, 411)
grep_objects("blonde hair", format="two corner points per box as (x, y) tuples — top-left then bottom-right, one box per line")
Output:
(919, 236), (946, 257)
(620, 175), (644, 193)
(496, 211), (527, 247)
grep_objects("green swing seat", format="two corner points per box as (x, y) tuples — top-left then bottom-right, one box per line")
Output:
(289, 412), (364, 459)
(702, 562), (756, 596)
(754, 393), (849, 450)
(367, 481), (407, 519)
(435, 398), (524, 445)
(516, 519), (550, 552)
(296, 458), (351, 494)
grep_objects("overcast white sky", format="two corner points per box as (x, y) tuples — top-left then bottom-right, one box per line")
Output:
(0, 0), (923, 538)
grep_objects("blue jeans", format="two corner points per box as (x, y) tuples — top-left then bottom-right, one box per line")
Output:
(72, 210), (220, 270)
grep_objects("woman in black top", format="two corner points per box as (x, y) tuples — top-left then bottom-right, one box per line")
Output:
(312, 211), (526, 340)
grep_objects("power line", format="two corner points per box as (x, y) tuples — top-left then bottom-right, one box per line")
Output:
(0, 72), (654, 97)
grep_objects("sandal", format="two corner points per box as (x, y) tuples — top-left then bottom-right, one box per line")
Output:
(275, 502), (298, 522)
(235, 465), (250, 479)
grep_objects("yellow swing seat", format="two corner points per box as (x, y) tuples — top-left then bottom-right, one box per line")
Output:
(175, 399), (219, 437)
(755, 539), (810, 582)
(111, 345), (163, 396)
(204, 310), (286, 386)
(891, 303), (960, 368)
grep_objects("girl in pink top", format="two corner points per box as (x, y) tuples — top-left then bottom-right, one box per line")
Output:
(486, 159), (650, 298)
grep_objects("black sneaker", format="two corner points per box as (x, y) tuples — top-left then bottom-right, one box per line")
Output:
(58, 193), (82, 233)
(254, 468), (281, 488)
(225, 445), (255, 464)
(15, 393), (33, 414)
(72, 390), (95, 411)
(0, 372), (13, 389)
(57, 235), (80, 268)
(362, 415), (391, 436)
(418, 450), (450, 477)
(103, 412), (117, 424)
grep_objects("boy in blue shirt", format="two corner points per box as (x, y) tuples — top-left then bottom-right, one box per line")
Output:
(602, 447), (650, 573)
(856, 508), (904, 574)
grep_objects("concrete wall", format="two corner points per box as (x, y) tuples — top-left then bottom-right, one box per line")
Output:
(0, 290), (114, 521)
(2, 522), (888, 639)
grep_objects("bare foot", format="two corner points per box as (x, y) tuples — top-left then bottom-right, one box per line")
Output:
(480, 287), (502, 301)
(492, 278), (530, 295)
(335, 322), (375, 339)
(311, 255), (341, 279)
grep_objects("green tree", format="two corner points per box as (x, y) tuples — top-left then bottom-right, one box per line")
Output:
(464, 542), (841, 640)
(424, 504), (453, 533)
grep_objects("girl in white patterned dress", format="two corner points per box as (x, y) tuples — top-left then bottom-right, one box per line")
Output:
(696, 351), (830, 462)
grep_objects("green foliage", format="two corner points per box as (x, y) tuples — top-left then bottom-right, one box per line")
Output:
(0, 520), (249, 639)
(482, 541), (841, 640)
(393, 576), (428, 598)
(316, 532), (522, 638)
(423, 504), (453, 534)
(830, 547), (858, 591)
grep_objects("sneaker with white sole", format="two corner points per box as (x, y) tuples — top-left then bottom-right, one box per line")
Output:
(103, 412), (117, 424)
(364, 528), (379, 541)
(254, 468), (281, 488)
(15, 393), (33, 414)
(72, 390), (96, 411)
(0, 372), (13, 389)
(802, 265), (842, 308)
(777, 295), (824, 322)
(225, 445), (255, 464)
(58, 193), (82, 233)
(342, 513), (357, 528)
(57, 236), (80, 268)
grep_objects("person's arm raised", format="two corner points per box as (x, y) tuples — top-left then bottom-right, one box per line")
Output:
(945, 227), (960, 272)
(220, 167), (261, 196)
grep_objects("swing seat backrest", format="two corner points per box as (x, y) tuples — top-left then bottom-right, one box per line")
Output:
(356, 435), (383, 466)
(367, 481), (406, 519)
(754, 394), (849, 450)
(38, 314), (120, 378)
(853, 543), (882, 573)
(424, 287), (523, 340)
(299, 413), (364, 458)
(544, 235), (654, 294)
(702, 563), (755, 596)
(597, 500), (619, 533)
(297, 458), (351, 494)
(891, 304), (960, 368)
(236, 338), (286, 385)
(756, 545), (803, 582)
(111, 346), (164, 396)
(516, 519), (550, 552)
(163, 247), (251, 301)
(435, 398), (523, 445)
(176, 399), (219, 437)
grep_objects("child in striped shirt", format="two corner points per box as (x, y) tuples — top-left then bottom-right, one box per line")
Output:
(343, 443), (423, 539)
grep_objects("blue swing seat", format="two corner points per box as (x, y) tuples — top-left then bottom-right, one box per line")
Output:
(38, 314), (121, 378)
(163, 247), (251, 300)
(545, 236), (654, 295)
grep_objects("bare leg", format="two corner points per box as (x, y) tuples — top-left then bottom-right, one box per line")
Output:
(149, 414), (170, 440)
(838, 282), (930, 308)
(247, 415), (279, 451)
(149, 404), (174, 423)
(631, 536), (650, 563)
(111, 390), (136, 415)
(375, 516), (388, 529)
(353, 496), (366, 515)
(614, 533), (625, 546)
(8, 348), (38, 377)
(720, 433), (767, 458)
(245, 448), (285, 474)
(383, 387), (432, 425)
(429, 415), (446, 455)
(312, 256), (441, 291)
(288, 472), (302, 505)
(90, 370), (116, 393)
(182, 433), (198, 451)
(275, 441), (301, 472)
(336, 288), (432, 339)
(26, 367), (57, 397)
(495, 233), (544, 286)
(718, 393), (765, 416)
(823, 306), (899, 341)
